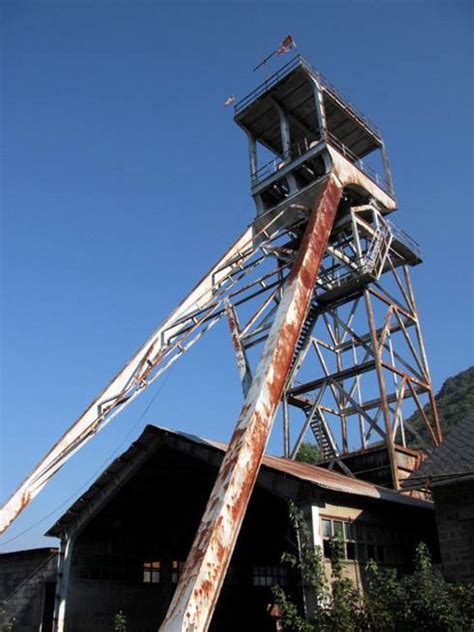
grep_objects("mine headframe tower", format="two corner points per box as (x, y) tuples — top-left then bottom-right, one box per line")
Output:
(231, 54), (442, 490)
(1, 54), (442, 632)
(161, 55), (442, 630)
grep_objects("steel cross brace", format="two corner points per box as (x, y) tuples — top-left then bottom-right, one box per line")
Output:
(0, 209), (297, 534)
(160, 175), (342, 632)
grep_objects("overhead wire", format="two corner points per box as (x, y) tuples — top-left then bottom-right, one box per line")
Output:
(0, 367), (173, 548)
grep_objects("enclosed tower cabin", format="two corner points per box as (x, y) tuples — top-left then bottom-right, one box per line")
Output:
(234, 55), (394, 216)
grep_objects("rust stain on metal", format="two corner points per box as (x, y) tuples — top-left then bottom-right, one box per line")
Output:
(160, 176), (342, 632)
(224, 300), (249, 389)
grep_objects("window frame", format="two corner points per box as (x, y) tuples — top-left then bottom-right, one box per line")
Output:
(143, 560), (161, 584)
(320, 517), (356, 561)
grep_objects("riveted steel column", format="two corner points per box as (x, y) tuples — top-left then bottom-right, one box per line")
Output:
(159, 176), (342, 632)
(402, 265), (442, 444)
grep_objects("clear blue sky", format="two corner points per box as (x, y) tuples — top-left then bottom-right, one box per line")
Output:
(1, 1), (472, 551)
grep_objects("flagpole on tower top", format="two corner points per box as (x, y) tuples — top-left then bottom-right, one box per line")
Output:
(252, 34), (296, 74)
(224, 35), (296, 108)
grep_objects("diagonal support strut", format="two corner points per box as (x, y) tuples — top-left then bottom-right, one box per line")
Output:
(160, 175), (342, 632)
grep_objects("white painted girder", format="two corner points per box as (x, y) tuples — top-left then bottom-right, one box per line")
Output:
(0, 209), (293, 534)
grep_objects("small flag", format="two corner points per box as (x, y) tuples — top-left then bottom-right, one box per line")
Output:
(253, 34), (297, 73)
(277, 34), (296, 55)
(224, 95), (235, 107)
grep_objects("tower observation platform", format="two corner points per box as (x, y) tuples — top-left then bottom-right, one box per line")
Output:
(234, 55), (395, 213)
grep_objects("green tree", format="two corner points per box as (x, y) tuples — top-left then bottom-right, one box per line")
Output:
(398, 543), (467, 631)
(272, 503), (364, 632)
(295, 442), (323, 465)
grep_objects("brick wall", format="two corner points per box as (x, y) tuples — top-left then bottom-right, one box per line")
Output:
(0, 548), (58, 631)
(434, 480), (474, 584)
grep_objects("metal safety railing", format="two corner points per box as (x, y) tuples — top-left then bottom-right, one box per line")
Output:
(235, 54), (382, 140)
(318, 220), (395, 292)
(252, 157), (283, 185)
(385, 220), (422, 261)
(317, 258), (366, 290)
(251, 137), (320, 186)
(235, 55), (303, 115)
(250, 131), (394, 199)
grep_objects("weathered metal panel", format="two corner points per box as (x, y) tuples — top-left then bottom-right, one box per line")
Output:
(327, 146), (397, 211)
(160, 176), (342, 632)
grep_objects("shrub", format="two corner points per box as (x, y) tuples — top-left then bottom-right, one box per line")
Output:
(113, 610), (127, 632)
(272, 503), (474, 632)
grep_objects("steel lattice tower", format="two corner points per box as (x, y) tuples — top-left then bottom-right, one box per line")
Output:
(227, 55), (441, 491)
(0, 54), (441, 632)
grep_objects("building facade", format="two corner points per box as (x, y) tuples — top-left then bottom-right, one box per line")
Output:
(44, 425), (437, 632)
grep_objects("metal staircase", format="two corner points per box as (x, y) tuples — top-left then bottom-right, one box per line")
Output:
(364, 222), (393, 279)
(307, 407), (335, 459)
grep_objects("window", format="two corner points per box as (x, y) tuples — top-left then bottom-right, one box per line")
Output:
(322, 518), (332, 538)
(321, 519), (418, 566)
(143, 561), (160, 583)
(252, 566), (288, 587)
(321, 518), (356, 560)
(171, 560), (184, 584)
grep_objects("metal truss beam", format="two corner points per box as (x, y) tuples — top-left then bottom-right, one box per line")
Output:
(281, 204), (440, 489)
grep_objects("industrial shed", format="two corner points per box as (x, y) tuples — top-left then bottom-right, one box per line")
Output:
(41, 425), (438, 632)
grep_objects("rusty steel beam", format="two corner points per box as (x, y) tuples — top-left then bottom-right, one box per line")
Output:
(224, 300), (253, 397)
(402, 265), (442, 444)
(160, 175), (342, 632)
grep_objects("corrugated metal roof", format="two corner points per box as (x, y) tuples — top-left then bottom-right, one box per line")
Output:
(47, 424), (432, 537)
(205, 438), (430, 507)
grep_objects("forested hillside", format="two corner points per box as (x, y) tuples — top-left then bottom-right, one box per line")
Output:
(408, 365), (474, 448)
